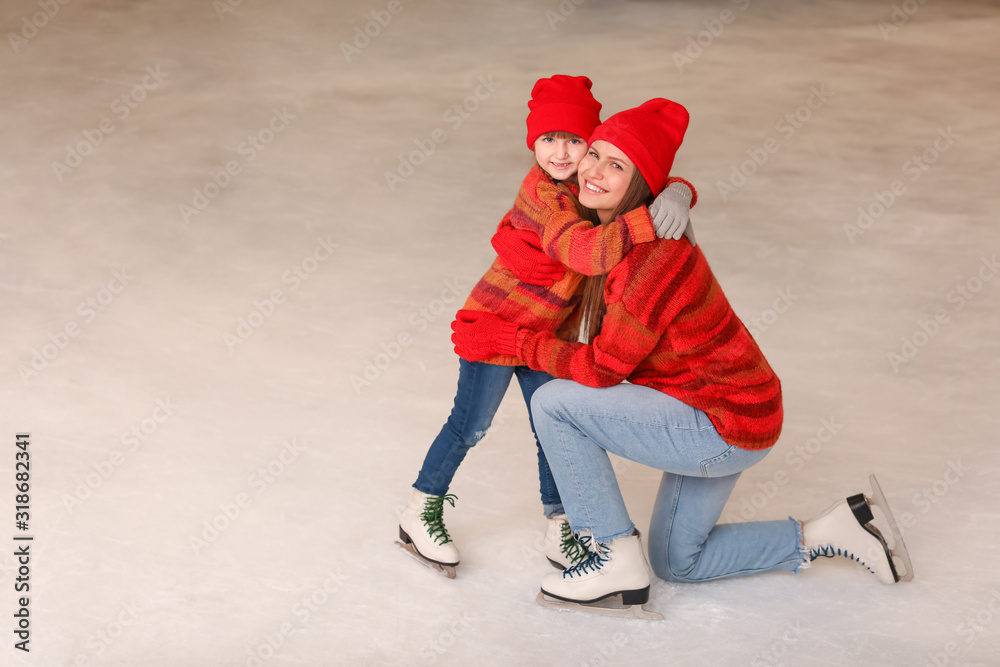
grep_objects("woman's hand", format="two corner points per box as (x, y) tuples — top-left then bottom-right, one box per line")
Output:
(491, 227), (565, 286)
(648, 181), (694, 244)
(451, 309), (521, 361)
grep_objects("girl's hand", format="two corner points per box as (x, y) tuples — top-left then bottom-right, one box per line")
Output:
(492, 227), (565, 286)
(451, 309), (521, 361)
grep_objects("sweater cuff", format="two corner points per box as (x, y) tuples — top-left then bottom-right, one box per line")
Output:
(513, 327), (530, 360)
(497, 322), (522, 358)
(666, 176), (698, 208)
(620, 207), (657, 245)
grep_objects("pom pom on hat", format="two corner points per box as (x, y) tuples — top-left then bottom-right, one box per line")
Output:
(588, 98), (689, 194)
(526, 75), (603, 149)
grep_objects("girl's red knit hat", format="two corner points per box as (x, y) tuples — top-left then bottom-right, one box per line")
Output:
(525, 75), (603, 149)
(588, 98), (689, 194)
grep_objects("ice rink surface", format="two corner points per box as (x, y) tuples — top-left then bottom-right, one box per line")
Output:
(2, 0), (999, 664)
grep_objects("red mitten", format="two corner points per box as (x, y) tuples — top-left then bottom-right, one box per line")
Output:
(450, 309), (521, 361)
(491, 227), (565, 286)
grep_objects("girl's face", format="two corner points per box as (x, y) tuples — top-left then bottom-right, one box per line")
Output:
(577, 140), (636, 221)
(533, 134), (588, 181)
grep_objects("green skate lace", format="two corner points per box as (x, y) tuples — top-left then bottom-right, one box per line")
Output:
(559, 522), (589, 566)
(809, 546), (875, 575)
(562, 539), (608, 578)
(420, 494), (457, 545)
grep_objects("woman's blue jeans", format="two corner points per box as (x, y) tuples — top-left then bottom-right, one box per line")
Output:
(414, 358), (563, 516)
(531, 380), (805, 582)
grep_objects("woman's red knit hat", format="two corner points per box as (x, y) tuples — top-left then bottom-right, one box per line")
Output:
(525, 75), (603, 149)
(588, 98), (689, 194)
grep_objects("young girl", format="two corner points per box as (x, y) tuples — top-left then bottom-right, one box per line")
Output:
(454, 99), (912, 614)
(398, 76), (698, 578)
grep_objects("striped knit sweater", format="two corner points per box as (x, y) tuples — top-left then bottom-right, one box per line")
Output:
(462, 164), (695, 366)
(514, 238), (783, 450)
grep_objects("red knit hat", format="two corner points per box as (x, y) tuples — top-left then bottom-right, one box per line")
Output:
(588, 98), (689, 194)
(525, 75), (603, 149)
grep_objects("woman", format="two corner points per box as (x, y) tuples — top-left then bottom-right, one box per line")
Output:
(452, 99), (912, 611)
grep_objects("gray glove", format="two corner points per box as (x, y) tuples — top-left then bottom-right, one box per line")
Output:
(683, 218), (696, 247)
(648, 181), (693, 241)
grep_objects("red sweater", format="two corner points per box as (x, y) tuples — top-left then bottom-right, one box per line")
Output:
(462, 164), (659, 365)
(515, 239), (783, 450)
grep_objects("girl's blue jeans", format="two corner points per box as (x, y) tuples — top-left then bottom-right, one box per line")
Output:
(414, 358), (563, 517)
(531, 380), (805, 581)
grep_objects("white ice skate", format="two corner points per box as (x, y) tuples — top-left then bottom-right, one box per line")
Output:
(396, 489), (460, 579)
(543, 514), (590, 571)
(804, 474), (913, 584)
(537, 532), (663, 620)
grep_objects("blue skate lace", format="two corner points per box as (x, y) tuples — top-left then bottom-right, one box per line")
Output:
(809, 546), (875, 575)
(421, 494), (457, 546)
(562, 539), (608, 578)
(559, 523), (588, 567)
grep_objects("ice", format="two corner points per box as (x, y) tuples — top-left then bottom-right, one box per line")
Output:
(2, 0), (999, 665)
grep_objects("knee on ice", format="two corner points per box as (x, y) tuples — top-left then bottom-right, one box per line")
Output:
(650, 547), (701, 583)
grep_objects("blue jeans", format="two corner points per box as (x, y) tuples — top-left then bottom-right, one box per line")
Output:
(414, 358), (563, 516)
(531, 380), (805, 581)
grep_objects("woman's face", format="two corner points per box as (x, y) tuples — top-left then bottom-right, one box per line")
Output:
(577, 140), (636, 221)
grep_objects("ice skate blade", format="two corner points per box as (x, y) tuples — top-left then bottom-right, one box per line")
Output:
(395, 540), (457, 579)
(536, 591), (663, 621)
(865, 474), (914, 582)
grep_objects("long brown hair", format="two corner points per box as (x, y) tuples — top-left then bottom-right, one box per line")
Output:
(572, 168), (654, 343)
